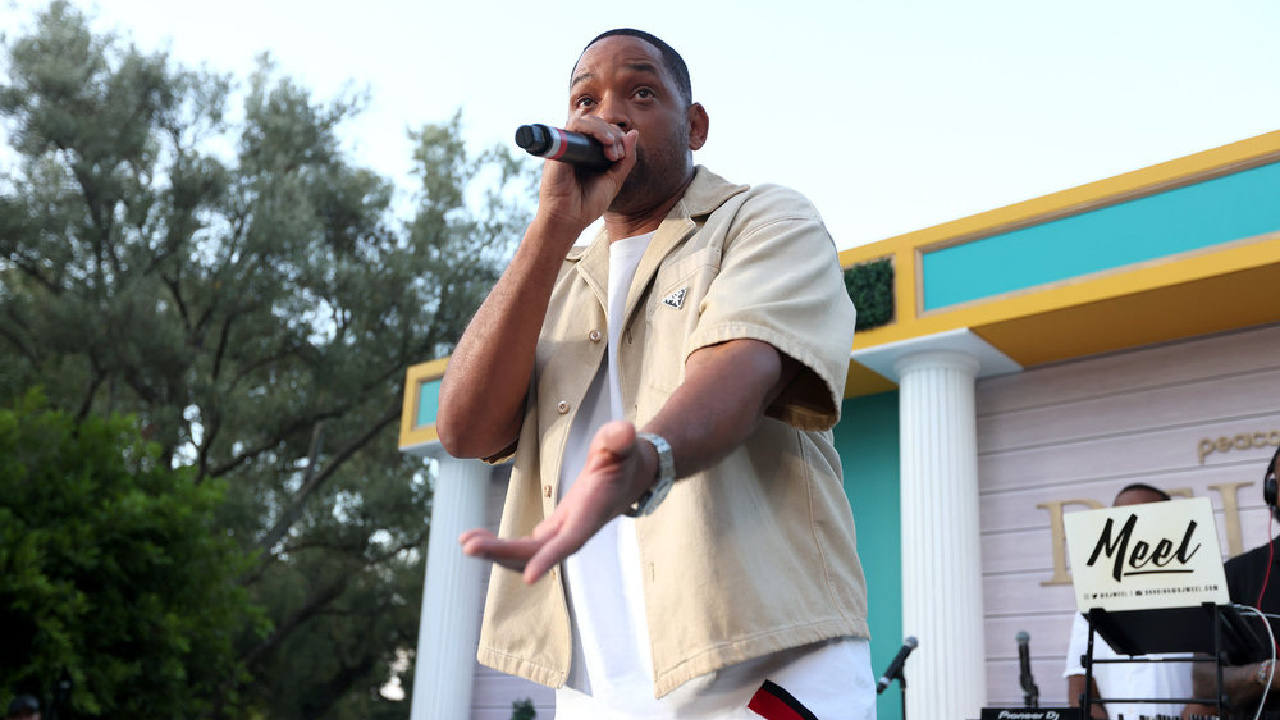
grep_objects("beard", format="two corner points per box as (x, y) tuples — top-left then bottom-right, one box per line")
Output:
(608, 150), (652, 212)
(608, 131), (690, 215)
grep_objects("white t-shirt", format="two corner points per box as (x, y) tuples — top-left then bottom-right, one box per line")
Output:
(1063, 612), (1194, 720)
(555, 234), (874, 719)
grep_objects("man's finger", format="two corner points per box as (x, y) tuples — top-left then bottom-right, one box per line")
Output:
(462, 534), (542, 567)
(531, 513), (564, 541)
(524, 532), (583, 585)
(564, 116), (627, 158)
(459, 528), (496, 545)
(603, 129), (639, 172)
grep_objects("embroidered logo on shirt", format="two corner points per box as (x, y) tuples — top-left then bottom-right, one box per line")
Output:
(662, 287), (686, 310)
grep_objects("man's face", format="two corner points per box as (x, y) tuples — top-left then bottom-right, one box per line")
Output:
(569, 35), (699, 213)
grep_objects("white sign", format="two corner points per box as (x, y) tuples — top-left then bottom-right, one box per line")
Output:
(1064, 497), (1229, 613)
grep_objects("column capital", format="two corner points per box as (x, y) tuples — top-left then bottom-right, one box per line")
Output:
(894, 348), (981, 377)
(853, 327), (1020, 384)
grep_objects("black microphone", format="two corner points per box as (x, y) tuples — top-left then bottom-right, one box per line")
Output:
(515, 124), (612, 172)
(876, 635), (918, 694)
(1017, 630), (1039, 708)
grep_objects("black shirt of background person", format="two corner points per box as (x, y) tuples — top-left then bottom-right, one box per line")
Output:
(1224, 537), (1280, 718)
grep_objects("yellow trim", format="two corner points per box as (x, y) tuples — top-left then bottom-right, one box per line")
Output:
(838, 130), (1280, 272)
(398, 357), (449, 449)
(841, 230), (1280, 397)
(976, 232), (1280, 366)
(917, 229), (1280, 320)
(853, 223), (1280, 355)
(844, 361), (898, 398)
(838, 129), (1280, 398)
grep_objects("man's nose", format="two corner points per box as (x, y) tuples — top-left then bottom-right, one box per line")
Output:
(596, 94), (630, 130)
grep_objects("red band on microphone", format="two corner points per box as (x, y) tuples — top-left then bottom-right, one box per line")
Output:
(547, 127), (568, 160)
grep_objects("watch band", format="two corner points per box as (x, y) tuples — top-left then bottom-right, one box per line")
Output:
(625, 432), (675, 518)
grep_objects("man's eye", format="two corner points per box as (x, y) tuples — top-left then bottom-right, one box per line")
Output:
(635, 88), (654, 99)
(575, 96), (595, 109)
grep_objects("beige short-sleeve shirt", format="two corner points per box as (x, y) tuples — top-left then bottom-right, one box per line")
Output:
(476, 167), (869, 698)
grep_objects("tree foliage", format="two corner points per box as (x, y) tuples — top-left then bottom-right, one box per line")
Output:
(0, 2), (532, 717)
(0, 392), (262, 717)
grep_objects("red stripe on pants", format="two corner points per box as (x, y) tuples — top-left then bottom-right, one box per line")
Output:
(747, 686), (807, 720)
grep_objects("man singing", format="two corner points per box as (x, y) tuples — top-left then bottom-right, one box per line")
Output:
(437, 29), (874, 719)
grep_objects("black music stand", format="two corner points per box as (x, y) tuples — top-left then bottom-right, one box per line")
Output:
(1080, 602), (1267, 720)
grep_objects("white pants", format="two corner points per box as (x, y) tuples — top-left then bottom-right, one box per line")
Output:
(555, 637), (876, 720)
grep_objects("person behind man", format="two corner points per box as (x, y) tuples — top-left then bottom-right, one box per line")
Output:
(1187, 446), (1280, 720)
(1063, 483), (1195, 720)
(436, 28), (873, 720)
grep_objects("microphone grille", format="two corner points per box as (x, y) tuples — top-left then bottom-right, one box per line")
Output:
(1016, 630), (1030, 643)
(905, 635), (919, 648)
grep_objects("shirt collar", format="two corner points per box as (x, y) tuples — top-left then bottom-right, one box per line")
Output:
(565, 166), (749, 263)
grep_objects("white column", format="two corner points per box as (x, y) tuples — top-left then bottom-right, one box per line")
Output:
(896, 350), (986, 720)
(410, 455), (489, 720)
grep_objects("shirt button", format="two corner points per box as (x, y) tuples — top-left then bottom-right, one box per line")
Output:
(543, 485), (552, 498)
(589, 330), (602, 342)
(556, 400), (570, 414)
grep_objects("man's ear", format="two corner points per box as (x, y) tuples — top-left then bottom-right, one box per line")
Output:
(688, 102), (709, 151)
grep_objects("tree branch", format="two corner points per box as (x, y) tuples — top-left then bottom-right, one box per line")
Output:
(74, 368), (106, 423)
(299, 655), (376, 720)
(254, 405), (400, 555)
(9, 256), (63, 295)
(0, 317), (40, 364)
(204, 408), (343, 480)
(241, 574), (348, 669)
(162, 273), (192, 333)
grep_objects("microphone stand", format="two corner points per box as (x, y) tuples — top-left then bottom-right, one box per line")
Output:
(881, 663), (908, 720)
(1021, 662), (1040, 709)
(899, 671), (907, 720)
(876, 637), (916, 720)
(875, 662), (909, 720)
(1022, 679), (1039, 710)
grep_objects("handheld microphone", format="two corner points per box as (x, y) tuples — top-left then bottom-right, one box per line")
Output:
(515, 124), (612, 172)
(876, 636), (918, 694)
(1017, 630), (1039, 708)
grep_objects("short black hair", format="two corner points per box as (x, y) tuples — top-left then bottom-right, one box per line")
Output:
(1116, 483), (1172, 502)
(581, 29), (692, 106)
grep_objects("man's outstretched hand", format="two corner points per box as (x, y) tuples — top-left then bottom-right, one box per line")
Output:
(458, 420), (658, 585)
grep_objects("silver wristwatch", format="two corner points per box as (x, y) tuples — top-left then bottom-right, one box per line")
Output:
(625, 432), (675, 518)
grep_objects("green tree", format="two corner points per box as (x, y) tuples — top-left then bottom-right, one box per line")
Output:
(0, 2), (532, 717)
(0, 392), (262, 717)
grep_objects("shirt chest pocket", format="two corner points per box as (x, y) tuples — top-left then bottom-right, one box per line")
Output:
(637, 247), (720, 401)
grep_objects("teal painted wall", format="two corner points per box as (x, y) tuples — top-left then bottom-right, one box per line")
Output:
(834, 390), (903, 720)
(416, 378), (441, 428)
(922, 160), (1280, 310)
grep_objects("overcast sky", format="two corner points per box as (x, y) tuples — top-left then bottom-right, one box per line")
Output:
(3, 0), (1279, 250)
